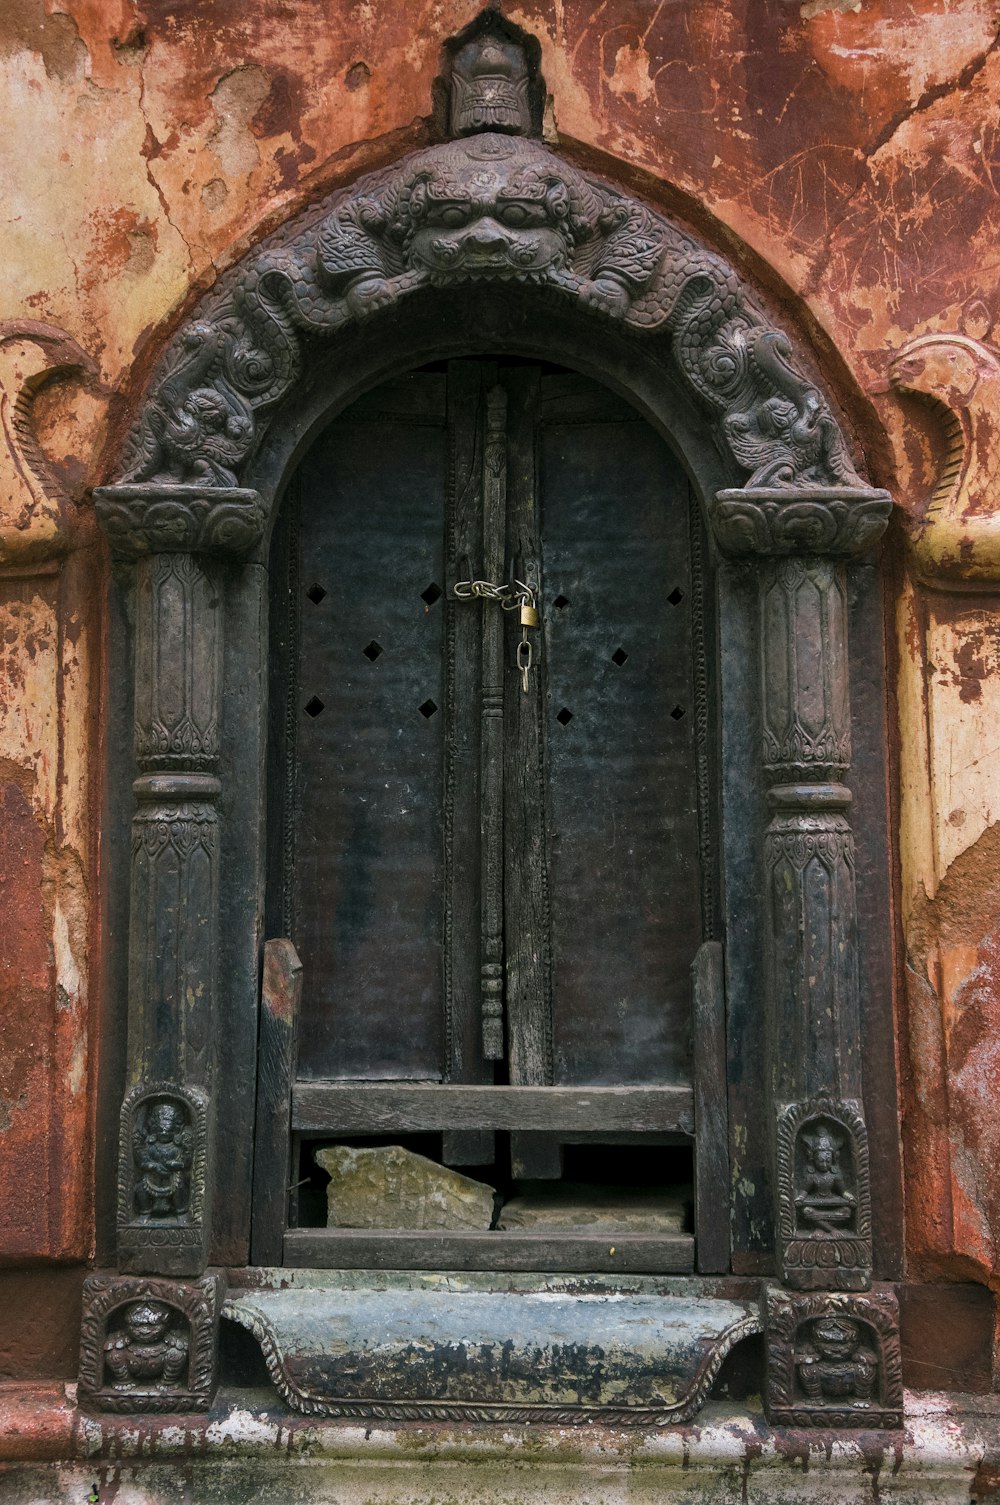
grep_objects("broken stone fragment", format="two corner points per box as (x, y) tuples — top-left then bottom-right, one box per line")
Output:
(497, 1182), (687, 1234)
(315, 1144), (496, 1230)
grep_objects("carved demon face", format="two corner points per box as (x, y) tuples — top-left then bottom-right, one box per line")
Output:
(405, 156), (573, 282)
(124, 1300), (172, 1345)
(811, 1315), (860, 1362)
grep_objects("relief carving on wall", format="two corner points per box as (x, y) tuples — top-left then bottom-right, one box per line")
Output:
(78, 1272), (224, 1414)
(777, 1099), (872, 1291)
(117, 1083), (208, 1275)
(764, 1286), (902, 1430)
(0, 320), (95, 568)
(887, 304), (1000, 586)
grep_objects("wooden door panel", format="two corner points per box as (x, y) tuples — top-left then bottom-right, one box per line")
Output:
(294, 391), (448, 1080)
(538, 381), (700, 1086)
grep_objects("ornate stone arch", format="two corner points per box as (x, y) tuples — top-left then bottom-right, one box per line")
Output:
(87, 8), (900, 1425)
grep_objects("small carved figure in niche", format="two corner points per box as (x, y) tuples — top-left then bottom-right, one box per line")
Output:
(133, 1098), (193, 1219)
(795, 1121), (856, 1233)
(450, 21), (533, 137)
(103, 1300), (189, 1391)
(797, 1315), (877, 1405)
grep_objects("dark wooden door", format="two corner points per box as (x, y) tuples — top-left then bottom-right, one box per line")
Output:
(260, 359), (723, 1271)
(286, 360), (704, 1092)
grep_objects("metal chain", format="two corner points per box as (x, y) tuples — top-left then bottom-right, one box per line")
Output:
(452, 578), (535, 610)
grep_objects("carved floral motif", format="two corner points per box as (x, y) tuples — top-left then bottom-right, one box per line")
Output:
(78, 1272), (224, 1413)
(764, 1285), (902, 1429)
(94, 483), (266, 559)
(709, 487), (892, 557)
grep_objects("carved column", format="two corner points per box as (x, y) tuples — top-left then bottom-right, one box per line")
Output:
(84, 483), (264, 1410)
(708, 485), (903, 1428)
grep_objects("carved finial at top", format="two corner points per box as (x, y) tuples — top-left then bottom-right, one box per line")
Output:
(442, 9), (544, 139)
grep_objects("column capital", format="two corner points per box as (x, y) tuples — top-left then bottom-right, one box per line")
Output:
(708, 487), (892, 559)
(94, 483), (266, 560)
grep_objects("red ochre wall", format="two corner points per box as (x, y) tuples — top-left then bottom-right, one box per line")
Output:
(2, 0), (999, 1384)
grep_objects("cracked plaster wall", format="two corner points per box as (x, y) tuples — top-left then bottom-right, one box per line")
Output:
(2, 0), (1000, 1375)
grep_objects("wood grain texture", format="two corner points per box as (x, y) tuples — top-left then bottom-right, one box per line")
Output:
(251, 939), (302, 1265)
(284, 1227), (694, 1272)
(692, 940), (730, 1274)
(292, 1082), (694, 1133)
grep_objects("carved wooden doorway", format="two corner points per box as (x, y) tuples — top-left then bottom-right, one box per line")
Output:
(255, 358), (728, 1272)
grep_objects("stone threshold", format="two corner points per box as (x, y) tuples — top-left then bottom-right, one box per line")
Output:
(1, 1385), (998, 1503)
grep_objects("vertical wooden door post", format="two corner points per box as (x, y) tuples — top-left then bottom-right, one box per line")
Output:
(708, 486), (891, 1292)
(95, 485), (266, 1278)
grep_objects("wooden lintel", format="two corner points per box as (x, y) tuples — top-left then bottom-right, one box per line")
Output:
(291, 1082), (695, 1135)
(284, 1227), (695, 1273)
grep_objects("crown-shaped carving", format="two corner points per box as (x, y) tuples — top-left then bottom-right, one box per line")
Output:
(437, 8), (545, 139)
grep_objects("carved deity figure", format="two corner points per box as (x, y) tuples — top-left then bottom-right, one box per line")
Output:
(103, 1300), (190, 1390)
(133, 1099), (194, 1218)
(449, 19), (534, 137)
(796, 1315), (877, 1404)
(795, 1123), (856, 1232)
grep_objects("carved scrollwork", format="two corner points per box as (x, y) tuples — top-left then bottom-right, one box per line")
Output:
(709, 487), (892, 558)
(887, 324), (1000, 585)
(776, 1097), (872, 1291)
(763, 1285), (902, 1430)
(130, 802), (218, 860)
(94, 482), (266, 560)
(78, 1272), (224, 1414)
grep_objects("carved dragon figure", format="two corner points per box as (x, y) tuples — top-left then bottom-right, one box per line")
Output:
(116, 16), (867, 497)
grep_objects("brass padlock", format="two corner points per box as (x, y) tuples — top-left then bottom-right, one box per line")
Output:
(519, 602), (539, 629)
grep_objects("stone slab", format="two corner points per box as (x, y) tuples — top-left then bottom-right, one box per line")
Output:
(2, 1385), (998, 1505)
(315, 1144), (496, 1230)
(497, 1182), (687, 1233)
(224, 1269), (758, 1422)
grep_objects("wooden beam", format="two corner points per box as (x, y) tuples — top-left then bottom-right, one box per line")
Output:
(284, 1227), (694, 1273)
(291, 1082), (695, 1135)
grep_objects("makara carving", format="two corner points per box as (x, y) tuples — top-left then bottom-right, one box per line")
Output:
(763, 1285), (902, 1430)
(78, 1272), (224, 1414)
(117, 1083), (209, 1274)
(99, 16), (871, 510)
(777, 1098), (872, 1291)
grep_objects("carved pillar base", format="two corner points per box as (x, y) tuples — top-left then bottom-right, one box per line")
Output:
(78, 1271), (225, 1414)
(762, 1284), (902, 1430)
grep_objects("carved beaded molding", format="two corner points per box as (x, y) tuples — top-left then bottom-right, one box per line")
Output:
(94, 135), (890, 554)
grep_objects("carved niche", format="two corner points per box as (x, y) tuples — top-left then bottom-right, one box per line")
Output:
(78, 1272), (224, 1413)
(777, 1098), (872, 1291)
(117, 1083), (209, 1275)
(763, 1285), (902, 1430)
